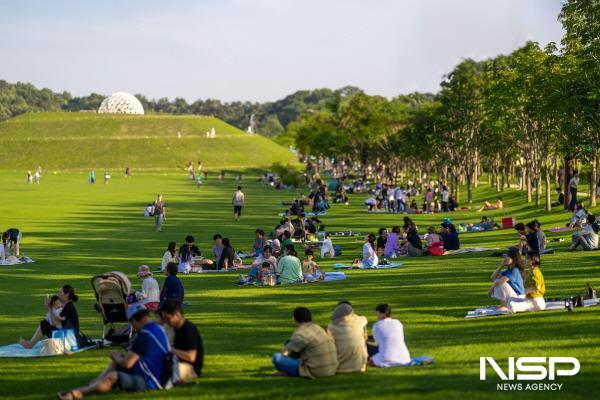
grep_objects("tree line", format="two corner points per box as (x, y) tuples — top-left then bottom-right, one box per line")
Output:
(0, 78), (363, 140)
(289, 0), (599, 210)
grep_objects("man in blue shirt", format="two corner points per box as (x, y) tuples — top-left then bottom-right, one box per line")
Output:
(160, 262), (184, 304)
(57, 303), (170, 399)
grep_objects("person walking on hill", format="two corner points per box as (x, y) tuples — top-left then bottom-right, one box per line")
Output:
(232, 186), (245, 222)
(153, 194), (166, 232)
(568, 170), (579, 211)
(89, 170), (95, 184)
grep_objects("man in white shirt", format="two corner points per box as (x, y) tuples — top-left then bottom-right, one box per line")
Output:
(441, 186), (450, 212)
(232, 186), (245, 222)
(368, 304), (411, 367)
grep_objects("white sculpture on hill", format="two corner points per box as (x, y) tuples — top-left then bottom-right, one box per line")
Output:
(98, 92), (144, 115)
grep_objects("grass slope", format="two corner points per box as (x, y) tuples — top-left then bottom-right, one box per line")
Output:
(0, 172), (598, 400)
(0, 112), (299, 171)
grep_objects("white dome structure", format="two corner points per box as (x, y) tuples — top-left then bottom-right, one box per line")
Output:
(98, 92), (144, 115)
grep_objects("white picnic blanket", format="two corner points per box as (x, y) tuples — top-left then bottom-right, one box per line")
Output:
(0, 256), (36, 266)
(0, 342), (96, 358)
(333, 262), (402, 270)
(465, 298), (599, 319)
(444, 247), (499, 255)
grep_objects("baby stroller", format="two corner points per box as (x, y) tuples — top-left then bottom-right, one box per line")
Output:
(91, 271), (133, 345)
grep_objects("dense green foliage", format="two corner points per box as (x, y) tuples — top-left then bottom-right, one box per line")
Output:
(288, 1), (600, 208)
(0, 112), (299, 171)
(0, 172), (598, 400)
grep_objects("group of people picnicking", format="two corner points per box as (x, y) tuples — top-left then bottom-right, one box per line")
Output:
(359, 218), (461, 264)
(364, 183), (458, 214)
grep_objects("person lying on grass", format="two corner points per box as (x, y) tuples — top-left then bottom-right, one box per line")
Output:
(276, 244), (303, 284)
(476, 197), (503, 213)
(569, 214), (599, 251)
(57, 304), (169, 399)
(327, 301), (368, 373)
(272, 307), (338, 378)
(159, 300), (204, 382)
(366, 304), (412, 368)
(20, 285), (80, 349)
(488, 247), (525, 312)
(508, 254), (546, 313)
(302, 249), (324, 282)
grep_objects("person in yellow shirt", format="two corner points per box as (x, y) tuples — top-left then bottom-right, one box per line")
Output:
(509, 254), (546, 313)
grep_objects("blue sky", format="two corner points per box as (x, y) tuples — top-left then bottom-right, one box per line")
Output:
(0, 0), (564, 102)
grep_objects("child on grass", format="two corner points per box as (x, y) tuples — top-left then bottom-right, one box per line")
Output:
(302, 249), (324, 282)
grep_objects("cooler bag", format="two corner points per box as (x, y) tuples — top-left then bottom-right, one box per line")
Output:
(501, 217), (515, 229)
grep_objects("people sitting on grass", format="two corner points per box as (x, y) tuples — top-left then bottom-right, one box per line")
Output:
(302, 249), (324, 282)
(217, 238), (235, 270)
(161, 241), (178, 272)
(277, 244), (303, 284)
(57, 304), (169, 399)
(401, 223), (423, 257)
(515, 222), (540, 257)
(569, 214), (599, 251)
(253, 229), (266, 256)
(271, 307), (338, 378)
(159, 300), (204, 382)
(508, 255), (546, 313)
(327, 301), (368, 373)
(533, 220), (547, 251)
(551, 187), (565, 207)
(178, 236), (196, 273)
(488, 247), (525, 312)
(568, 202), (589, 228)
(384, 226), (401, 258)
(362, 234), (379, 268)
(44, 295), (64, 330)
(20, 285), (80, 349)
(136, 265), (160, 311)
(367, 304), (411, 368)
(2, 228), (22, 257)
(440, 223), (460, 251)
(476, 197), (503, 213)
(280, 230), (293, 252)
(376, 227), (388, 249)
(251, 245), (277, 272)
(424, 226), (444, 255)
(212, 234), (224, 262)
(160, 262), (184, 304)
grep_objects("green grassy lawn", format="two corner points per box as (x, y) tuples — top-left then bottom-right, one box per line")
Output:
(0, 172), (598, 400)
(0, 113), (299, 171)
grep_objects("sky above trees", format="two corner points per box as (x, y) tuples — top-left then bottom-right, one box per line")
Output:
(0, 0), (563, 102)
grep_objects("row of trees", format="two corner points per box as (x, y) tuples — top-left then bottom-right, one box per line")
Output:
(290, 0), (599, 210)
(0, 79), (362, 138)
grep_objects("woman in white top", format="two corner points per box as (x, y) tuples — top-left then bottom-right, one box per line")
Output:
(161, 241), (177, 271)
(368, 304), (411, 367)
(362, 234), (379, 268)
(136, 265), (160, 311)
(251, 245), (278, 273)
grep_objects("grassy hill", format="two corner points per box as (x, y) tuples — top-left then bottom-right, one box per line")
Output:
(0, 112), (299, 171)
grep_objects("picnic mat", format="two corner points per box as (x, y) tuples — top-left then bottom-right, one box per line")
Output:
(465, 298), (599, 319)
(444, 247), (499, 255)
(238, 272), (347, 287)
(329, 231), (363, 237)
(549, 227), (572, 233)
(333, 262), (402, 270)
(0, 342), (96, 358)
(0, 256), (36, 266)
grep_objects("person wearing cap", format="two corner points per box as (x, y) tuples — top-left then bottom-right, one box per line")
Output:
(136, 265), (160, 311)
(57, 304), (170, 399)
(159, 300), (204, 381)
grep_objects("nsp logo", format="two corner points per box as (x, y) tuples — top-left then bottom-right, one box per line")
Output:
(480, 357), (580, 381)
